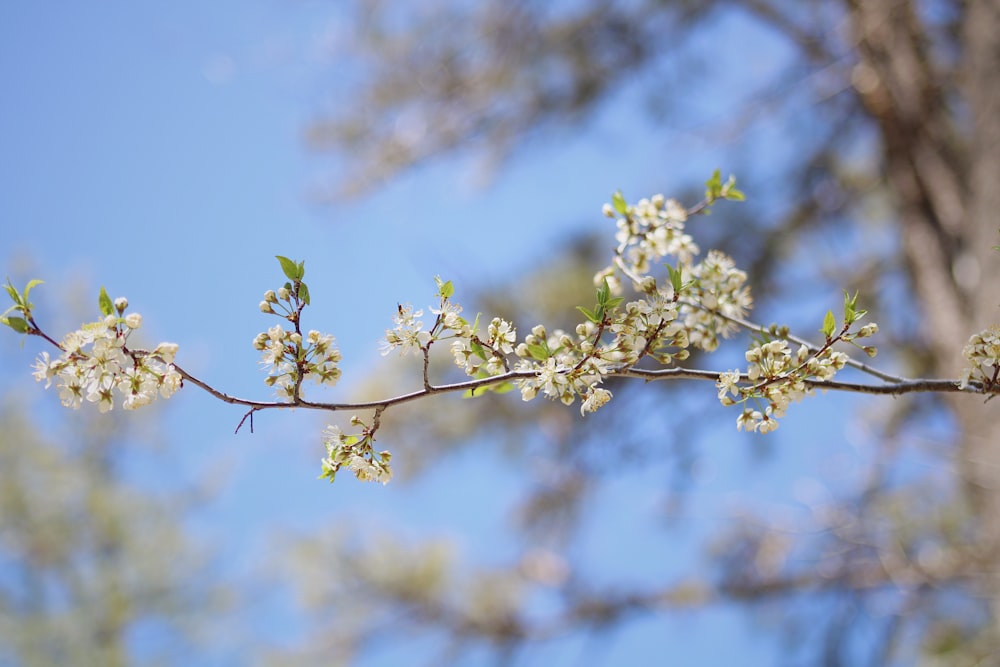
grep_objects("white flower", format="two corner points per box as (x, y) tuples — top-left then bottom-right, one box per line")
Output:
(580, 387), (612, 415)
(488, 317), (516, 355)
(152, 342), (179, 364)
(33, 352), (58, 387)
(383, 304), (432, 356)
(716, 370), (741, 402)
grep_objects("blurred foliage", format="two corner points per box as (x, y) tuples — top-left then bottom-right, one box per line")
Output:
(0, 395), (229, 666)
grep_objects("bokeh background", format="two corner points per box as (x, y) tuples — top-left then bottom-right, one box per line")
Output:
(2, 2), (998, 665)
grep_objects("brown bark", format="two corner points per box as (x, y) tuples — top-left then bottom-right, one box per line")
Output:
(850, 0), (1000, 645)
(957, 0), (1000, 644)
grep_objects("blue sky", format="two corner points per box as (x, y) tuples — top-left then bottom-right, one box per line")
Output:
(0, 3), (893, 665)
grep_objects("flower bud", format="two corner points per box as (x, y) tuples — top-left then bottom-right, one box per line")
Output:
(277, 287), (291, 301)
(264, 290), (277, 303)
(857, 323), (879, 338)
(114, 297), (128, 313)
(259, 301), (274, 314)
(124, 313), (142, 329)
(153, 342), (179, 363)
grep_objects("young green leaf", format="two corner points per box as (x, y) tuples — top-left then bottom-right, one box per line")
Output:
(434, 276), (454, 299)
(22, 279), (43, 307)
(525, 343), (549, 361)
(611, 191), (628, 215)
(842, 290), (867, 324)
(666, 264), (683, 294)
(705, 169), (723, 199)
(576, 305), (599, 324)
(822, 310), (836, 338)
(98, 287), (114, 317)
(297, 281), (311, 306)
(724, 182), (746, 201)
(2, 316), (29, 333)
(596, 279), (611, 305)
(276, 256), (300, 281)
(470, 339), (488, 361)
(3, 279), (23, 306)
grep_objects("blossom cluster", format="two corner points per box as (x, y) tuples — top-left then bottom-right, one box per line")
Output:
(32, 298), (181, 412)
(376, 186), (756, 421)
(319, 418), (392, 484)
(715, 340), (847, 433)
(594, 193), (753, 354)
(380, 275), (695, 415)
(715, 314), (879, 433)
(959, 325), (1000, 391)
(604, 192), (698, 277)
(254, 264), (341, 400)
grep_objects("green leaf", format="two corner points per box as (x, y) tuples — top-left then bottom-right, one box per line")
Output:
(842, 291), (866, 324)
(3, 279), (23, 306)
(526, 343), (549, 361)
(611, 191), (628, 215)
(297, 281), (311, 306)
(576, 305), (599, 324)
(705, 169), (723, 199)
(3, 316), (29, 333)
(667, 264), (683, 294)
(470, 339), (488, 361)
(22, 278), (43, 305)
(98, 287), (114, 317)
(822, 310), (836, 338)
(720, 174), (745, 202)
(489, 381), (515, 394)
(275, 256), (300, 281)
(435, 276), (454, 299)
(596, 279), (611, 305)
(297, 260), (306, 279)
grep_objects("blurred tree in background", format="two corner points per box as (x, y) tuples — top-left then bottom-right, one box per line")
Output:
(276, 0), (1000, 665)
(0, 398), (228, 666)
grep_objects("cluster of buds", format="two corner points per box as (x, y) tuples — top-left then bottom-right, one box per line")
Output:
(31, 293), (181, 412)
